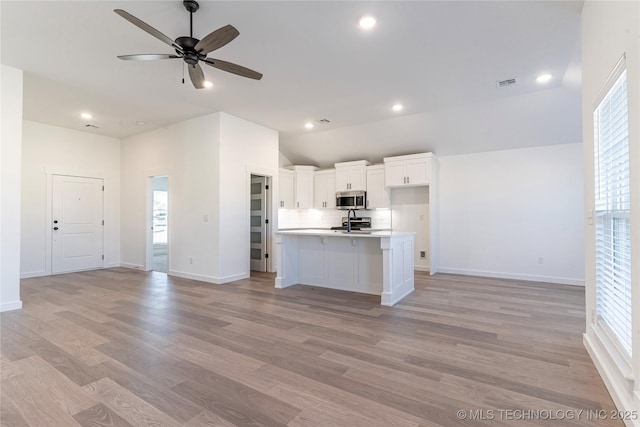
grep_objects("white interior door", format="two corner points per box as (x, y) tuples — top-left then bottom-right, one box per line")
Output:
(52, 175), (104, 274)
(250, 176), (267, 272)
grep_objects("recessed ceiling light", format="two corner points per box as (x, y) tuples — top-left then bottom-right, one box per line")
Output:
(392, 104), (404, 112)
(304, 122), (314, 129)
(80, 112), (93, 120)
(359, 16), (376, 29)
(536, 74), (552, 83)
(203, 81), (213, 89)
(137, 121), (146, 126)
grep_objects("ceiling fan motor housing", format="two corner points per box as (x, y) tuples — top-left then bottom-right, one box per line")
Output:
(175, 36), (202, 64)
(183, 0), (199, 13)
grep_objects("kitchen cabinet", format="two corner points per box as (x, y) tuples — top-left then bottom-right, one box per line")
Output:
(335, 160), (370, 191)
(283, 165), (318, 209)
(278, 169), (294, 208)
(366, 165), (390, 209)
(314, 169), (336, 209)
(383, 153), (434, 187)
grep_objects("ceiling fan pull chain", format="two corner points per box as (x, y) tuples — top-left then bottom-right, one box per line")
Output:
(182, 62), (185, 84)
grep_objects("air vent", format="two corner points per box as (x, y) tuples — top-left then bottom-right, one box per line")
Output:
(317, 119), (330, 123)
(85, 124), (99, 129)
(496, 78), (517, 88)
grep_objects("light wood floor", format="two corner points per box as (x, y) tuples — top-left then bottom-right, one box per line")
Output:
(1, 269), (620, 426)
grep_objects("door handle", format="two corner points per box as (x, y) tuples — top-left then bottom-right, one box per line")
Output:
(53, 227), (59, 231)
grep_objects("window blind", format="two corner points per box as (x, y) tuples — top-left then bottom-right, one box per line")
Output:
(594, 68), (632, 356)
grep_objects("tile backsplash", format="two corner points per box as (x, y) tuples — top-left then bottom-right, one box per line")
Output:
(278, 208), (391, 230)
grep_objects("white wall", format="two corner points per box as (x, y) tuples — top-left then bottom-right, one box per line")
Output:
(121, 112), (279, 283)
(391, 187), (430, 271)
(218, 112), (279, 280)
(279, 152), (292, 168)
(120, 114), (221, 281)
(438, 143), (584, 285)
(20, 121), (121, 277)
(581, 1), (640, 423)
(0, 65), (23, 312)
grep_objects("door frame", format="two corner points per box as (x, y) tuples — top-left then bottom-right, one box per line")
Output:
(43, 168), (111, 276)
(246, 167), (276, 273)
(250, 175), (268, 272)
(145, 174), (171, 272)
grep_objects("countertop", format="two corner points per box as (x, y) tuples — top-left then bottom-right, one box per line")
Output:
(276, 229), (414, 238)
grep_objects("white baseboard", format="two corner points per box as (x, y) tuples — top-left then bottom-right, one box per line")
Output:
(437, 267), (585, 286)
(20, 270), (47, 279)
(414, 266), (431, 272)
(0, 300), (23, 312)
(584, 333), (639, 427)
(120, 263), (145, 270)
(107, 262), (122, 269)
(168, 269), (249, 285)
(381, 281), (415, 306)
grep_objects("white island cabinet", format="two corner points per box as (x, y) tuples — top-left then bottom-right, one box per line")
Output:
(275, 230), (415, 306)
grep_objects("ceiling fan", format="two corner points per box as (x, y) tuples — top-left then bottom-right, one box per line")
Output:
(114, 0), (263, 89)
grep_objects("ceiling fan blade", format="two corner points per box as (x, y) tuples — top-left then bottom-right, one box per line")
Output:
(188, 64), (206, 89)
(195, 25), (240, 55)
(114, 9), (182, 52)
(117, 54), (181, 61)
(203, 58), (263, 80)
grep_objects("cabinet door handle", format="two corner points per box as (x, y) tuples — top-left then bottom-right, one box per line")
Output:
(403, 177), (406, 184)
(407, 176), (410, 184)
(297, 202), (299, 208)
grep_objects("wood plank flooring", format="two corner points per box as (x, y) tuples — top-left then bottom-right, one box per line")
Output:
(1, 269), (620, 426)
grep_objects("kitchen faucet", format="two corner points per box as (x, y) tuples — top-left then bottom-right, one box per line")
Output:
(347, 209), (357, 232)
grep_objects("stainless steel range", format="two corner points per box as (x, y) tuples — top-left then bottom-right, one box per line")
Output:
(330, 216), (371, 231)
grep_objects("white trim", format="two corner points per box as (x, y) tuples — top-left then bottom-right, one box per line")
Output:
(168, 269), (249, 284)
(120, 262), (144, 270)
(0, 301), (23, 312)
(246, 165), (278, 273)
(414, 266), (430, 272)
(593, 322), (634, 380)
(584, 333), (639, 427)
(437, 267), (585, 286)
(381, 282), (414, 306)
(593, 53), (627, 109)
(45, 169), (112, 276)
(20, 270), (47, 279)
(144, 170), (171, 272)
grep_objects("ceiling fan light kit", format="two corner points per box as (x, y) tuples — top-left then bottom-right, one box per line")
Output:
(114, 0), (263, 89)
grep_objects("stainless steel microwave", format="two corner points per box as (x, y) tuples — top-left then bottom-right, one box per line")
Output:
(336, 191), (366, 210)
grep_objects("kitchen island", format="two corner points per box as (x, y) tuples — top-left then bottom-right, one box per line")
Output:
(275, 229), (415, 306)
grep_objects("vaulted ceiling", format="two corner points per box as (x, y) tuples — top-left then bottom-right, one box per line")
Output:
(1, 1), (583, 166)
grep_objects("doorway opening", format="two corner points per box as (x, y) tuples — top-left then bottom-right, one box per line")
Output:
(250, 174), (270, 272)
(149, 176), (168, 272)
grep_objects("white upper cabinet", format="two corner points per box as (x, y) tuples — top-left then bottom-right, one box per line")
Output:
(283, 166), (318, 209)
(366, 165), (390, 209)
(383, 153), (435, 187)
(314, 169), (337, 209)
(334, 160), (370, 191)
(278, 169), (294, 208)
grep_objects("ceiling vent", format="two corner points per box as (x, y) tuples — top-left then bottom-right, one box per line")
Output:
(496, 78), (517, 88)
